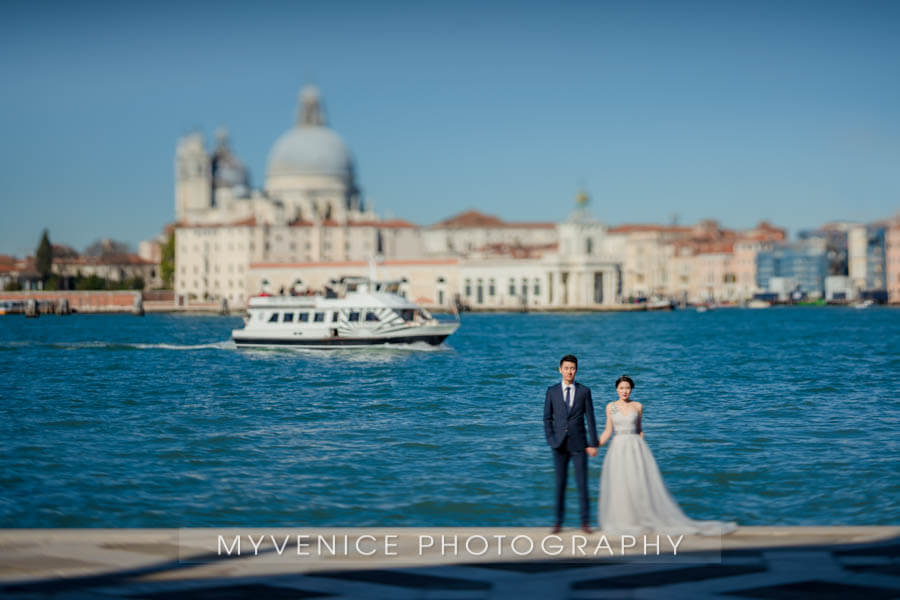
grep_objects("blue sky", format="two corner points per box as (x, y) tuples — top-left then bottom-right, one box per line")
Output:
(1, 0), (898, 256)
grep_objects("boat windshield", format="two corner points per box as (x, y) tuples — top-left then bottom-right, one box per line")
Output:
(394, 308), (431, 322)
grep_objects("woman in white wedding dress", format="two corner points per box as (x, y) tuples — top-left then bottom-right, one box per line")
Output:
(597, 376), (737, 536)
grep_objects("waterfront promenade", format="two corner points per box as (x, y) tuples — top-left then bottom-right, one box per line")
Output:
(1, 527), (898, 598)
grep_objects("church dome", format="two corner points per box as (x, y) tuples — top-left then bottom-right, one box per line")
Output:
(266, 86), (353, 181)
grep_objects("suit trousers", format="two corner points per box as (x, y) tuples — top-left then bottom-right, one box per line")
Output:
(552, 438), (589, 525)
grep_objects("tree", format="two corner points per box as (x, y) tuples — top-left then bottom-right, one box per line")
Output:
(160, 231), (175, 289)
(35, 229), (53, 282)
(76, 274), (106, 290)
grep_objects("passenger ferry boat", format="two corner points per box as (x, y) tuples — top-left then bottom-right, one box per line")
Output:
(231, 277), (460, 348)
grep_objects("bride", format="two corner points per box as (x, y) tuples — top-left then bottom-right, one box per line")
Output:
(597, 375), (737, 535)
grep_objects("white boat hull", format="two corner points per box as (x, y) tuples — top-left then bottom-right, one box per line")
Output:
(232, 322), (459, 348)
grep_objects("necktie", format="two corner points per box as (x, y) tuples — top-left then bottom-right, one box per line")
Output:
(565, 386), (571, 411)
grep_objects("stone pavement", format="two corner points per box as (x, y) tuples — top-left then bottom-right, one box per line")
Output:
(0, 527), (898, 599)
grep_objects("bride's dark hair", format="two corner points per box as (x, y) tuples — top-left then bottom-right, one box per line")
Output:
(615, 375), (635, 389)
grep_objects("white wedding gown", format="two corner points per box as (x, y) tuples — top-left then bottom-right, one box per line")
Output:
(598, 403), (738, 536)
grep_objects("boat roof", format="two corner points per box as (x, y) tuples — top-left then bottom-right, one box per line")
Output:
(247, 291), (421, 310)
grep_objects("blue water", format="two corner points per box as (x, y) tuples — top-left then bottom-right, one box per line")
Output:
(0, 308), (898, 528)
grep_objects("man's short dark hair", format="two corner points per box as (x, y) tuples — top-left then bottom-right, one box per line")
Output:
(560, 354), (578, 368)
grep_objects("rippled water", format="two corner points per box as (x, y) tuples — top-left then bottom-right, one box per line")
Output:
(1, 308), (898, 527)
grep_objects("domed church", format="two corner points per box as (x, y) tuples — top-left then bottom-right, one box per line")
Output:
(175, 85), (374, 226)
(169, 86), (626, 311)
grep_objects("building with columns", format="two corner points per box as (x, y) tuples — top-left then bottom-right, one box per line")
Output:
(242, 193), (623, 311)
(454, 195), (622, 309)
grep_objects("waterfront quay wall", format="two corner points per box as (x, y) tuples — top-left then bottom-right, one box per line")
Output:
(0, 291), (139, 313)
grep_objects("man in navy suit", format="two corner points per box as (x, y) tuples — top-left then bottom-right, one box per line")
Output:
(544, 354), (599, 534)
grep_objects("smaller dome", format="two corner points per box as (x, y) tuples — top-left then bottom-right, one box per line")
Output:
(211, 128), (250, 189)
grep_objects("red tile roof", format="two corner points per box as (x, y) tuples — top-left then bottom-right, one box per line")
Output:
(55, 254), (154, 266)
(432, 210), (554, 229)
(250, 258), (458, 269)
(473, 242), (558, 258)
(178, 216), (257, 228)
(608, 224), (694, 234)
(356, 219), (418, 229)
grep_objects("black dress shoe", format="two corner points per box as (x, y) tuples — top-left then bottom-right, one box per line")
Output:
(582, 523), (593, 534)
(551, 524), (562, 534)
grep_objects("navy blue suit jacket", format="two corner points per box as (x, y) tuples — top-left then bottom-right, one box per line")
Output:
(543, 381), (599, 451)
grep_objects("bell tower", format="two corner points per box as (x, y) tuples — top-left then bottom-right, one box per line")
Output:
(175, 132), (212, 222)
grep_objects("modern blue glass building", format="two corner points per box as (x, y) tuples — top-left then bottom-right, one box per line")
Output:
(756, 241), (828, 295)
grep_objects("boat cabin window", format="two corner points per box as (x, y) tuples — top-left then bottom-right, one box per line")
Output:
(349, 311), (360, 322)
(314, 312), (325, 322)
(331, 312), (339, 322)
(365, 311), (379, 322)
(299, 313), (309, 322)
(268, 313), (279, 322)
(283, 312), (294, 322)
(396, 309), (430, 322)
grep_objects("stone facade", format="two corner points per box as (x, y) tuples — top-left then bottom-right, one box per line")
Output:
(885, 219), (900, 303)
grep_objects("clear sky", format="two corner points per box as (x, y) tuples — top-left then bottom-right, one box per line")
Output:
(1, 0), (898, 256)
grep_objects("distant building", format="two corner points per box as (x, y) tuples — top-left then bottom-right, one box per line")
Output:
(0, 255), (19, 290)
(423, 210), (556, 256)
(605, 224), (690, 301)
(887, 219), (900, 304)
(848, 223), (888, 300)
(52, 254), (159, 288)
(798, 222), (853, 276)
(825, 275), (856, 302)
(607, 220), (785, 303)
(756, 239), (828, 297)
(246, 193), (624, 310)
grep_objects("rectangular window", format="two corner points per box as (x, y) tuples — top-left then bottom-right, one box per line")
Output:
(314, 312), (325, 322)
(332, 312), (339, 322)
(299, 313), (310, 322)
(283, 312), (294, 322)
(534, 279), (540, 296)
(349, 311), (360, 322)
(464, 278), (471, 297)
(365, 311), (379, 322)
(268, 313), (279, 322)
(489, 279), (495, 296)
(509, 278), (516, 295)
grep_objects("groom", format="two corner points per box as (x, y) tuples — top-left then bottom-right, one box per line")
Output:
(543, 354), (599, 534)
